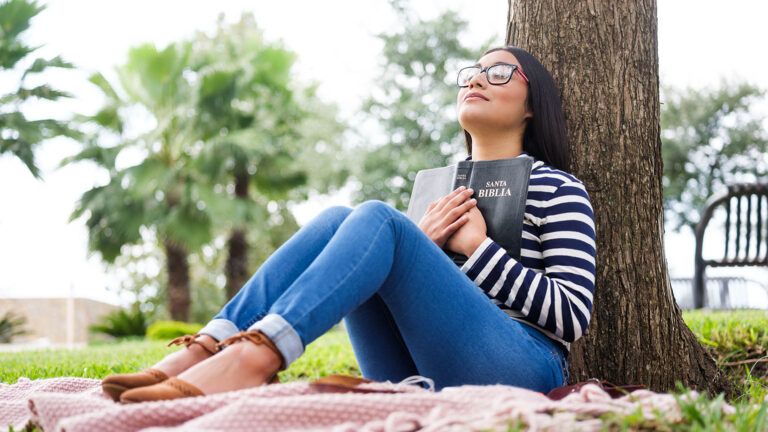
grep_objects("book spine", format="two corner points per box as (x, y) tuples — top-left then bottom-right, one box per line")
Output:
(446, 161), (473, 266)
(452, 161), (473, 190)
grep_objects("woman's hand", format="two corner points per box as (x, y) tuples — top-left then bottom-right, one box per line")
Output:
(417, 186), (478, 250)
(445, 204), (487, 257)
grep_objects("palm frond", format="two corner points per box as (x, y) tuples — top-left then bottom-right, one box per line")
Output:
(20, 55), (75, 81)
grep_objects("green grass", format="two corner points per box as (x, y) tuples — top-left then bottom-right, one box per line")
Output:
(2, 313), (767, 431)
(595, 389), (768, 431)
(0, 325), (359, 385)
(683, 309), (768, 358)
(682, 309), (768, 406)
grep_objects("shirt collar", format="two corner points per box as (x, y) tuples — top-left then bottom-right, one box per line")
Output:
(464, 151), (529, 161)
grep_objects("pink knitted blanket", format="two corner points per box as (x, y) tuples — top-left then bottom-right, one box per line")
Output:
(0, 375), (733, 431)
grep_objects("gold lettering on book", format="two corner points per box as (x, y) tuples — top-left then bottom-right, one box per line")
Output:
(478, 179), (511, 198)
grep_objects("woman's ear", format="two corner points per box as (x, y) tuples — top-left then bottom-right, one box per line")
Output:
(523, 95), (533, 122)
(523, 110), (533, 123)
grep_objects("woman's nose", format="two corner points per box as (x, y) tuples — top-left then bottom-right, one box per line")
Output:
(468, 71), (486, 88)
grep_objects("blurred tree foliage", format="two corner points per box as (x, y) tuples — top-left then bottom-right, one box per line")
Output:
(65, 40), (212, 321)
(350, 0), (493, 210)
(187, 13), (349, 299)
(661, 80), (768, 232)
(0, 0), (80, 178)
(65, 13), (348, 320)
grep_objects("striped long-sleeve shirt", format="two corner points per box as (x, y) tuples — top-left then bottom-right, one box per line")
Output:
(458, 153), (596, 353)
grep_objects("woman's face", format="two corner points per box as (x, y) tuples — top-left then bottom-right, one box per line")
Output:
(456, 50), (532, 134)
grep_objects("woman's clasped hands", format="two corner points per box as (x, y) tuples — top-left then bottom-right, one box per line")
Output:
(417, 186), (488, 257)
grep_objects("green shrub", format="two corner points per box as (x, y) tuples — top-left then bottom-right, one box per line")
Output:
(146, 320), (204, 341)
(0, 310), (28, 343)
(89, 304), (148, 338)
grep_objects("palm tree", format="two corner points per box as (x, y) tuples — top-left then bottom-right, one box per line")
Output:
(188, 14), (350, 299)
(0, 0), (80, 178)
(65, 42), (212, 321)
(67, 15), (352, 320)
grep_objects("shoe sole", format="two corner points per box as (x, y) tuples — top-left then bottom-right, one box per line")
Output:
(102, 383), (128, 401)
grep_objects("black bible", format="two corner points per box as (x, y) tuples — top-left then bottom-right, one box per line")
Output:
(405, 155), (534, 267)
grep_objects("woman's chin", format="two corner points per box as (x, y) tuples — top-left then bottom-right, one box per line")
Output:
(458, 111), (496, 130)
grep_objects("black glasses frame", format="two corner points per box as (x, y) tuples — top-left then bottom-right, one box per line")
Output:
(456, 63), (530, 88)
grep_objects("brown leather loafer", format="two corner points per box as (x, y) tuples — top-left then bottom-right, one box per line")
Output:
(101, 333), (220, 401)
(118, 330), (284, 404)
(102, 368), (169, 402)
(120, 377), (205, 404)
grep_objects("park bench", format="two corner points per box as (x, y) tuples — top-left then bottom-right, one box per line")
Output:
(693, 183), (768, 309)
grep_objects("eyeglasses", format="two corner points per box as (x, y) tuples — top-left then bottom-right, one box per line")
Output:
(456, 63), (529, 87)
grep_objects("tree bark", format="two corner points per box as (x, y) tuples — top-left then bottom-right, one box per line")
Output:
(164, 240), (191, 322)
(506, 0), (733, 397)
(225, 172), (250, 300)
(225, 228), (248, 300)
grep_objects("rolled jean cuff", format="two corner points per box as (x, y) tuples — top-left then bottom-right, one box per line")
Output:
(247, 313), (304, 369)
(197, 318), (240, 342)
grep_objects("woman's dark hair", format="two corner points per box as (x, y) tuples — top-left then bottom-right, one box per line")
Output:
(462, 46), (570, 171)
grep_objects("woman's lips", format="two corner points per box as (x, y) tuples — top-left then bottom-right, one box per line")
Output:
(464, 92), (489, 101)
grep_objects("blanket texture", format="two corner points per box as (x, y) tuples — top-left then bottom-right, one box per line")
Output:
(0, 375), (734, 431)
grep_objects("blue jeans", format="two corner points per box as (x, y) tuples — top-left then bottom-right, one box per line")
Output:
(198, 200), (570, 393)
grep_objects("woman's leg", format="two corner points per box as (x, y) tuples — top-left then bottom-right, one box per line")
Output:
(142, 205), (358, 378)
(196, 205), (355, 343)
(342, 294), (420, 383)
(245, 199), (565, 392)
(197, 203), (421, 381)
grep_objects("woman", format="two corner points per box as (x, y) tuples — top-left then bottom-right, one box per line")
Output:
(102, 45), (596, 403)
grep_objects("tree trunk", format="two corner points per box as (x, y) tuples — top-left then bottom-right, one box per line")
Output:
(225, 172), (250, 300)
(506, 0), (734, 398)
(164, 240), (191, 322)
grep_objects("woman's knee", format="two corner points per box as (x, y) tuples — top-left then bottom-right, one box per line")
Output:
(312, 205), (353, 231)
(319, 205), (353, 221)
(354, 199), (401, 219)
(353, 200), (425, 245)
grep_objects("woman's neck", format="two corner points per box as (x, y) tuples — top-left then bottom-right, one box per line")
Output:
(469, 130), (524, 161)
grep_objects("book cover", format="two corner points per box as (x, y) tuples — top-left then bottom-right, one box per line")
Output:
(405, 155), (533, 266)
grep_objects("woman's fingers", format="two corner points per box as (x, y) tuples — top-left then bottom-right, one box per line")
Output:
(421, 187), (476, 247)
(441, 194), (476, 225)
(435, 186), (472, 212)
(443, 211), (470, 237)
(448, 188), (474, 211)
(436, 188), (473, 219)
(458, 197), (477, 213)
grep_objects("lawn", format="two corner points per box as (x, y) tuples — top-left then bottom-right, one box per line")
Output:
(1, 312), (766, 431)
(0, 325), (359, 385)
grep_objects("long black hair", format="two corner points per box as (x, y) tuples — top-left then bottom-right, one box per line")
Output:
(462, 46), (570, 171)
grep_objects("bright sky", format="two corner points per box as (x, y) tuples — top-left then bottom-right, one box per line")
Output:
(0, 0), (766, 307)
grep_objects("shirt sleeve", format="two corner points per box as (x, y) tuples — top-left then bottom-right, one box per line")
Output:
(459, 181), (596, 343)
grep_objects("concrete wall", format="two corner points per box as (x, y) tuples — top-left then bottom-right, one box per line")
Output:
(0, 297), (120, 344)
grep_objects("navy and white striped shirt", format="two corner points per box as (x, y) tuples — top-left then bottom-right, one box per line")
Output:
(458, 153), (596, 353)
